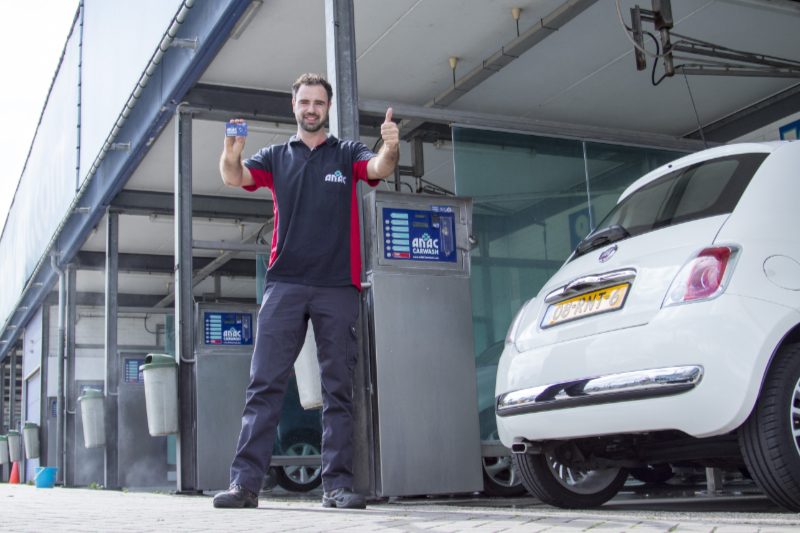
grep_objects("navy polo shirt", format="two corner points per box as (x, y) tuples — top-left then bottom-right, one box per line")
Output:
(243, 135), (379, 290)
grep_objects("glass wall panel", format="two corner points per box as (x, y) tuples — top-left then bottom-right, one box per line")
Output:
(453, 127), (589, 439)
(453, 127), (687, 441)
(584, 142), (686, 232)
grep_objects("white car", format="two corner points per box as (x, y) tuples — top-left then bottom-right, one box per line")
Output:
(495, 141), (800, 510)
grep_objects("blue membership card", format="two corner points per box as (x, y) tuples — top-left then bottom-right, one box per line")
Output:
(225, 122), (248, 137)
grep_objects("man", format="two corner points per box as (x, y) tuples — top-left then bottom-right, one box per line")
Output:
(213, 73), (399, 510)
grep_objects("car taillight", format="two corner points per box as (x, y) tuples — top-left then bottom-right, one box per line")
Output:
(663, 246), (740, 308)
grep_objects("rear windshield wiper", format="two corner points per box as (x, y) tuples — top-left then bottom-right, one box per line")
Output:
(574, 225), (630, 258)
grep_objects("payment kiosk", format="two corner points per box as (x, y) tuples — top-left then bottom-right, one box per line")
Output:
(363, 191), (482, 497)
(194, 303), (260, 490)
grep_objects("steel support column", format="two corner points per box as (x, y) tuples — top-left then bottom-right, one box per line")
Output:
(51, 255), (66, 486)
(175, 110), (198, 493)
(39, 305), (50, 467)
(104, 211), (120, 490)
(65, 265), (77, 486)
(325, 0), (375, 497)
(0, 361), (4, 481)
(10, 351), (18, 460)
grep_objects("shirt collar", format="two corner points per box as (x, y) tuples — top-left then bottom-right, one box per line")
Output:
(288, 134), (339, 147)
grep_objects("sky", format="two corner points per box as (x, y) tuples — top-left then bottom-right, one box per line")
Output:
(0, 1), (80, 235)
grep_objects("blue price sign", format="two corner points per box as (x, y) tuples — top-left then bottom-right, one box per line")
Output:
(382, 208), (457, 263)
(204, 313), (254, 345)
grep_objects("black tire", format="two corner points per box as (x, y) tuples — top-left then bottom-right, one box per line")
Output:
(273, 441), (323, 493)
(513, 448), (628, 509)
(481, 456), (528, 497)
(629, 464), (675, 484)
(738, 342), (800, 511)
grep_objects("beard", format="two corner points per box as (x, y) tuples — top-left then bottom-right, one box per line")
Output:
(297, 110), (327, 132)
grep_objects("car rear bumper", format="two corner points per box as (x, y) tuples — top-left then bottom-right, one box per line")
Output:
(495, 294), (800, 446)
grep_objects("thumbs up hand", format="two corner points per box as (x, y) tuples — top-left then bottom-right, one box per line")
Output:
(381, 108), (399, 150)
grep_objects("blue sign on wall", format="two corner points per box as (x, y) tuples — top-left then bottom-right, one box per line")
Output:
(382, 208), (457, 263)
(204, 313), (254, 345)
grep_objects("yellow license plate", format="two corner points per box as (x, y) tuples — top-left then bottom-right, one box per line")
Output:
(542, 283), (630, 328)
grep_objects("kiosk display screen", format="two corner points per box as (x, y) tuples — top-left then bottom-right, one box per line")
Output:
(381, 207), (457, 263)
(204, 313), (254, 345)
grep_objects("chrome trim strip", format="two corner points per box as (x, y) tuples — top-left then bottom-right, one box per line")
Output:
(544, 269), (637, 303)
(496, 366), (703, 417)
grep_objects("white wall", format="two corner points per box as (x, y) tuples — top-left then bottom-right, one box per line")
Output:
(47, 306), (167, 396)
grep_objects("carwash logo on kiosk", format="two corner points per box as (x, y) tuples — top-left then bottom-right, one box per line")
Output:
(412, 233), (439, 255)
(223, 327), (242, 342)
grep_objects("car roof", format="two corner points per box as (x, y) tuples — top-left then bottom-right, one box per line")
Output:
(616, 142), (787, 204)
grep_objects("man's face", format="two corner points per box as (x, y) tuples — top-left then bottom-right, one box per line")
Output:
(293, 84), (331, 133)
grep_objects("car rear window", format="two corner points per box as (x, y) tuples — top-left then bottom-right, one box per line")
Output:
(591, 153), (767, 239)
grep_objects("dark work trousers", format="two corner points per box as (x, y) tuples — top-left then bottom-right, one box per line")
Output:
(230, 281), (360, 495)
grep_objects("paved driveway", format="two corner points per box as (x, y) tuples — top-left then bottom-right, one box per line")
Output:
(3, 484), (799, 533)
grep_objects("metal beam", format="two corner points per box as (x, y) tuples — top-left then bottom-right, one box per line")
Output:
(400, 0), (599, 133)
(104, 211), (120, 490)
(174, 110), (198, 492)
(110, 190), (271, 222)
(361, 100), (708, 152)
(192, 240), (271, 253)
(155, 221), (270, 308)
(326, 0), (375, 499)
(684, 82), (800, 142)
(182, 83), (386, 137)
(73, 251), (258, 278)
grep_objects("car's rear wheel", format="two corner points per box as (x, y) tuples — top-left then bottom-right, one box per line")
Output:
(629, 464), (675, 484)
(481, 456), (527, 497)
(738, 342), (800, 511)
(513, 445), (628, 509)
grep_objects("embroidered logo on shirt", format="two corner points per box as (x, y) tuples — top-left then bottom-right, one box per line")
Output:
(324, 170), (347, 184)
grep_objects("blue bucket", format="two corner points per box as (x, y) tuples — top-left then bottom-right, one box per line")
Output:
(34, 467), (58, 488)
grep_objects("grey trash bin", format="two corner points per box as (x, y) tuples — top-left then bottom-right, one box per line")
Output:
(0, 435), (8, 465)
(7, 430), (21, 463)
(141, 354), (179, 436)
(77, 389), (105, 448)
(22, 421), (39, 460)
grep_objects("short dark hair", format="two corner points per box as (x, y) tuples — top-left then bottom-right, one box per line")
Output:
(292, 73), (333, 103)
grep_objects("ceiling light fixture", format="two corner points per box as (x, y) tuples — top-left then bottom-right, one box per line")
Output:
(449, 57), (458, 86)
(230, 0), (263, 40)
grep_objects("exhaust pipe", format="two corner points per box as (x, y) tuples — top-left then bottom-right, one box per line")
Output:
(511, 441), (542, 455)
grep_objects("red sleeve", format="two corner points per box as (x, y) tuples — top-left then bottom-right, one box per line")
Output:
(352, 160), (381, 188)
(243, 168), (274, 192)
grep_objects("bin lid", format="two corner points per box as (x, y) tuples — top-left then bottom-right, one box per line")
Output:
(0, 435), (6, 442)
(77, 388), (104, 401)
(140, 353), (177, 371)
(7, 430), (20, 437)
(22, 421), (38, 430)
